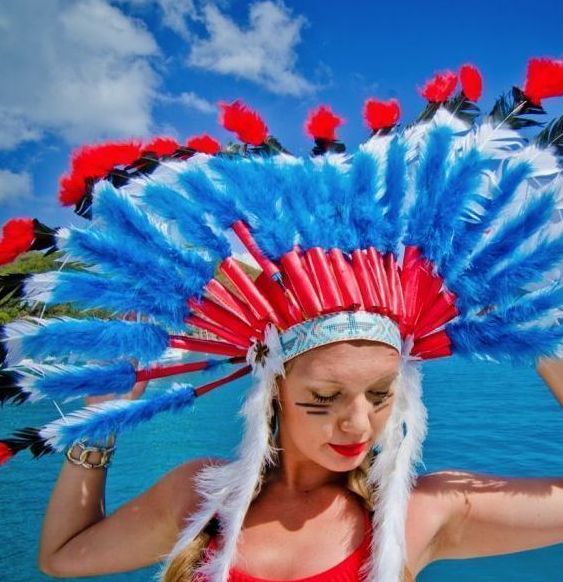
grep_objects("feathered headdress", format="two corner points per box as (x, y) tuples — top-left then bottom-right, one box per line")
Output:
(1, 57), (562, 582)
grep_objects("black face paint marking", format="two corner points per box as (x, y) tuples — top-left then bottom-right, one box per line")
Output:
(306, 410), (329, 415)
(295, 402), (330, 408)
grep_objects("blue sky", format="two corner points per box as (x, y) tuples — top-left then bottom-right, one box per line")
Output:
(0, 0), (561, 227)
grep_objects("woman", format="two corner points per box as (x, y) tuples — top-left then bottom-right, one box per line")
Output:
(1, 58), (562, 581)
(36, 343), (563, 581)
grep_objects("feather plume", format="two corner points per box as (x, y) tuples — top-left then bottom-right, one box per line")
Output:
(59, 141), (142, 206)
(405, 125), (454, 247)
(305, 105), (343, 141)
(2, 317), (169, 367)
(142, 137), (180, 157)
(364, 99), (401, 131)
(219, 101), (268, 146)
(186, 134), (221, 155)
(419, 70), (457, 103)
(7, 360), (136, 403)
(364, 360), (427, 582)
(523, 57), (563, 106)
(0, 218), (35, 266)
(39, 384), (197, 451)
(459, 64), (483, 102)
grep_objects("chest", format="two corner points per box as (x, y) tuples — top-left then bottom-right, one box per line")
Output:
(230, 495), (368, 579)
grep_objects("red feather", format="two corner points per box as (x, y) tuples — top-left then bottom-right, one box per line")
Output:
(219, 101), (268, 146)
(0, 442), (14, 466)
(459, 64), (483, 102)
(58, 141), (143, 206)
(363, 98), (401, 131)
(142, 137), (180, 157)
(523, 57), (563, 105)
(419, 70), (458, 103)
(305, 105), (343, 141)
(0, 218), (35, 265)
(186, 134), (222, 155)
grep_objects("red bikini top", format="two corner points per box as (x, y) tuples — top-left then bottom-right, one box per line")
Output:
(203, 510), (372, 582)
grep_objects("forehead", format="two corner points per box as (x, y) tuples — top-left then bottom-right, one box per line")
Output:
(286, 340), (400, 383)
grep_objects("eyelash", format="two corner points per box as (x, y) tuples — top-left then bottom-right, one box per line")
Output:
(311, 391), (391, 406)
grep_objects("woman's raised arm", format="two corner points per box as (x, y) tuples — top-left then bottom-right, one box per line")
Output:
(38, 456), (213, 578)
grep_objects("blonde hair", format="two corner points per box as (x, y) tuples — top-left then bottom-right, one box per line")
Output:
(161, 365), (378, 582)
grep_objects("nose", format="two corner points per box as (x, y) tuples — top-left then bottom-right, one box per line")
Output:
(338, 396), (372, 437)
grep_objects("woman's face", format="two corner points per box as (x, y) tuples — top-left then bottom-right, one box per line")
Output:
(277, 340), (400, 473)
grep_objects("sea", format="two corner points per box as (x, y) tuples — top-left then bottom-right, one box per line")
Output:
(1, 356), (562, 581)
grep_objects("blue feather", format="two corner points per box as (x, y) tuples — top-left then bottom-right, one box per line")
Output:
(405, 126), (454, 247)
(48, 271), (188, 327)
(426, 148), (490, 269)
(64, 228), (212, 324)
(480, 234), (563, 307)
(45, 384), (197, 449)
(458, 191), (556, 298)
(281, 162), (320, 249)
(347, 152), (385, 251)
(93, 184), (223, 268)
(448, 318), (563, 364)
(443, 162), (531, 284)
(22, 319), (169, 366)
(143, 181), (231, 259)
(33, 361), (136, 402)
(381, 136), (408, 252)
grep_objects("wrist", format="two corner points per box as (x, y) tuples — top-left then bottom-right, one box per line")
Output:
(65, 435), (116, 470)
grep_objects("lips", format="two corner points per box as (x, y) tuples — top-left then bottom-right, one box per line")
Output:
(329, 441), (369, 457)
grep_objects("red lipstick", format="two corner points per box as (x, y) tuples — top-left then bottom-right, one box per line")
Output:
(329, 442), (369, 457)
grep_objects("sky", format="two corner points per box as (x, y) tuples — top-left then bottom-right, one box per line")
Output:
(0, 0), (562, 227)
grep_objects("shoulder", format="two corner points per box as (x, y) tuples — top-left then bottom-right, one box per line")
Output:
(154, 457), (230, 529)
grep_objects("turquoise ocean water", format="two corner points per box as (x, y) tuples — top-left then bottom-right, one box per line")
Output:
(1, 356), (562, 581)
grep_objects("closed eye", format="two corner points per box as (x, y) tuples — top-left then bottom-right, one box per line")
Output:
(312, 391), (340, 404)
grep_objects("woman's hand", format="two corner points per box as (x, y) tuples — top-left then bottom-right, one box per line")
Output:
(537, 356), (563, 407)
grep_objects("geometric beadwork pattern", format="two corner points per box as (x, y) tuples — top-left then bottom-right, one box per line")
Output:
(280, 311), (402, 362)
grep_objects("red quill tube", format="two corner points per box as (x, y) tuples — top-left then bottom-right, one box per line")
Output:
(185, 314), (252, 348)
(328, 248), (364, 310)
(411, 329), (452, 359)
(219, 258), (280, 325)
(304, 248), (344, 313)
(168, 336), (247, 357)
(351, 250), (382, 311)
(135, 358), (244, 383)
(279, 250), (323, 318)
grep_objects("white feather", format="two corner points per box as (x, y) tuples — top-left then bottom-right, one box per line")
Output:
(363, 357), (427, 582)
(166, 325), (284, 582)
(23, 272), (57, 304)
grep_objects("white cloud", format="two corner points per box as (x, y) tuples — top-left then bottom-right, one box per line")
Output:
(188, 1), (315, 96)
(159, 91), (215, 114)
(117, 0), (197, 39)
(0, 0), (159, 151)
(0, 170), (33, 204)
